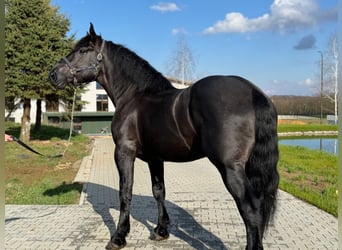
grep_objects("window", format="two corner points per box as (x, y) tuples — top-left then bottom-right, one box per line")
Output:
(96, 94), (108, 111)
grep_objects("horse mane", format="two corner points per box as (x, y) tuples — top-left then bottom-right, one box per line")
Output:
(105, 40), (174, 93)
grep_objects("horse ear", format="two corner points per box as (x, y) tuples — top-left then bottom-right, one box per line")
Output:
(89, 23), (97, 42)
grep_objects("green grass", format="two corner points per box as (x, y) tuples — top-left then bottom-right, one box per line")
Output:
(5, 122), (91, 204)
(278, 145), (337, 217)
(6, 178), (83, 205)
(278, 124), (337, 133)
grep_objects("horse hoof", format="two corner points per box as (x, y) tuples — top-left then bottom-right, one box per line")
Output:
(150, 226), (169, 241)
(106, 239), (126, 250)
(150, 231), (170, 241)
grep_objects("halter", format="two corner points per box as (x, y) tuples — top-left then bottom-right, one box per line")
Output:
(63, 40), (105, 85)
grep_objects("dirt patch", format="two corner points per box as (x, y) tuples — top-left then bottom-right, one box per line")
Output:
(30, 140), (73, 147)
(280, 169), (326, 192)
(72, 159), (82, 169)
(54, 162), (72, 170)
(278, 119), (307, 125)
(6, 165), (51, 186)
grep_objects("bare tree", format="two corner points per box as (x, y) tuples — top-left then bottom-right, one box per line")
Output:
(166, 34), (196, 84)
(312, 33), (338, 123)
(324, 32), (338, 123)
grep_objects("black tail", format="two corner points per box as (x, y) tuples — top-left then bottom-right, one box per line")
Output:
(246, 89), (279, 233)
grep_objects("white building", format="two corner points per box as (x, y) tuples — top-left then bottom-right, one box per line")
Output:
(6, 79), (191, 133)
(5, 99), (64, 123)
(81, 82), (116, 112)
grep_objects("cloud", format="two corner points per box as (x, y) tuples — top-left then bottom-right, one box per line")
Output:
(300, 78), (315, 87)
(150, 2), (180, 13)
(203, 0), (335, 34)
(171, 28), (188, 35)
(293, 34), (316, 50)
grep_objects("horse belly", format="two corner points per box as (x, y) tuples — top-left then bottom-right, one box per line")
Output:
(139, 89), (201, 162)
(140, 128), (202, 162)
(155, 138), (201, 162)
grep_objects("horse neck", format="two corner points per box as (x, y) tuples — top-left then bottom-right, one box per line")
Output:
(98, 42), (174, 107)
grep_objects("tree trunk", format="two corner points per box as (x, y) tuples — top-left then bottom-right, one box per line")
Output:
(34, 99), (42, 132)
(45, 94), (59, 111)
(20, 98), (31, 143)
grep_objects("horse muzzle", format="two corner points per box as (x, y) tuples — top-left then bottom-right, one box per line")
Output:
(49, 67), (70, 89)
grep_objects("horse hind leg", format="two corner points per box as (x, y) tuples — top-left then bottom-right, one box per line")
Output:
(148, 159), (170, 240)
(211, 158), (265, 250)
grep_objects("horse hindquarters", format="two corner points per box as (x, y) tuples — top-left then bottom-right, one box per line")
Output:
(200, 126), (267, 249)
(189, 76), (279, 249)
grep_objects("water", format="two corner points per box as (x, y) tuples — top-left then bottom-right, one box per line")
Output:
(279, 137), (338, 155)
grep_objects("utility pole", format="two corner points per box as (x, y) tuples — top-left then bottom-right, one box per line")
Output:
(317, 51), (323, 124)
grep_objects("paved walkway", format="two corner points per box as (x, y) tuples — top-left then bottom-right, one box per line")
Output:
(5, 138), (338, 249)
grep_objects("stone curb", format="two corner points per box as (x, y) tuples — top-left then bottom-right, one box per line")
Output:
(278, 131), (338, 136)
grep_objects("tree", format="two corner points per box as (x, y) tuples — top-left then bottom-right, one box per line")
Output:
(313, 33), (338, 123)
(323, 32), (338, 124)
(166, 34), (196, 84)
(5, 0), (74, 142)
(271, 95), (334, 116)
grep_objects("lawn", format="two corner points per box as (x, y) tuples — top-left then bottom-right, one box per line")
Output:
(5, 123), (91, 204)
(278, 123), (337, 133)
(278, 145), (337, 216)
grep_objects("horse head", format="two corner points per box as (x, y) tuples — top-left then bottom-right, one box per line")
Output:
(49, 23), (105, 89)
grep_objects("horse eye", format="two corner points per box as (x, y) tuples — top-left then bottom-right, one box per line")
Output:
(79, 48), (88, 54)
(79, 47), (94, 54)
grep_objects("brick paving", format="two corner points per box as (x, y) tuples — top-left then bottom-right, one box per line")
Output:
(6, 138), (338, 249)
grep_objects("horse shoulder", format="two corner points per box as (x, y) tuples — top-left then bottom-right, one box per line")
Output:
(111, 104), (142, 153)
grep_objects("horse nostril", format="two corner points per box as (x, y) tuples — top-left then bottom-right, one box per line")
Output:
(49, 71), (57, 83)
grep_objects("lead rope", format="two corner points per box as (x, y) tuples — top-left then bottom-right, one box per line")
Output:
(60, 87), (77, 158)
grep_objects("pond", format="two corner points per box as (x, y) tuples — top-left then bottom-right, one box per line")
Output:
(279, 137), (338, 155)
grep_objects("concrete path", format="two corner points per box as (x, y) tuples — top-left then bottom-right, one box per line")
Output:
(5, 138), (338, 249)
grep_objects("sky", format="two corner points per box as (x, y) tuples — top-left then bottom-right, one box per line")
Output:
(51, 0), (338, 96)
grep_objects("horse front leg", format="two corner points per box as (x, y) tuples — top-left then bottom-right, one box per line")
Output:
(148, 159), (170, 240)
(106, 145), (135, 250)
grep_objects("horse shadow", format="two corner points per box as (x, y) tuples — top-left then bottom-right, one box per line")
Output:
(85, 182), (228, 250)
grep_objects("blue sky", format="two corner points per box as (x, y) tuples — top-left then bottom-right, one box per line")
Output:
(51, 0), (338, 96)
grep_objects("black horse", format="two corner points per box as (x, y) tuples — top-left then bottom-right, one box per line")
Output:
(49, 24), (279, 250)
